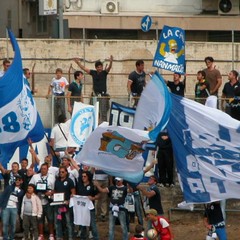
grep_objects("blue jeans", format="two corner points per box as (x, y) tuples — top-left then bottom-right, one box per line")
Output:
(55, 206), (74, 239)
(109, 209), (128, 240)
(134, 194), (143, 225)
(2, 207), (18, 240)
(80, 209), (99, 240)
(215, 227), (227, 240)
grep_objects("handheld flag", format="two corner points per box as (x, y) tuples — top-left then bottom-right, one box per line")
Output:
(153, 25), (185, 74)
(76, 123), (149, 183)
(68, 102), (98, 147)
(0, 29), (44, 166)
(133, 71), (172, 141)
(167, 94), (240, 203)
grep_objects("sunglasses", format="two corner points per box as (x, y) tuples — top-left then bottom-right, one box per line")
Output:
(82, 175), (87, 178)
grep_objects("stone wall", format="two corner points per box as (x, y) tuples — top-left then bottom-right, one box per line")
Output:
(0, 38), (239, 99)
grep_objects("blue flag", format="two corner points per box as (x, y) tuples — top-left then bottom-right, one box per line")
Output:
(153, 25), (185, 74)
(109, 101), (135, 128)
(167, 94), (240, 203)
(0, 29), (44, 167)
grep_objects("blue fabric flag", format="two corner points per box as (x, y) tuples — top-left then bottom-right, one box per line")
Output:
(133, 71), (172, 141)
(109, 101), (135, 128)
(0, 29), (44, 167)
(167, 94), (240, 203)
(153, 25), (185, 74)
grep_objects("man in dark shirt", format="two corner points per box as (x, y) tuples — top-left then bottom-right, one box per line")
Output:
(204, 201), (227, 239)
(221, 70), (240, 116)
(73, 56), (113, 122)
(167, 72), (185, 96)
(67, 70), (84, 114)
(76, 170), (99, 240)
(127, 60), (146, 107)
(94, 177), (128, 240)
(54, 166), (75, 240)
(0, 162), (20, 189)
(137, 175), (164, 235)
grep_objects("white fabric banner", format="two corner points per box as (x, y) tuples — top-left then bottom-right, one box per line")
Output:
(76, 123), (149, 183)
(68, 102), (98, 147)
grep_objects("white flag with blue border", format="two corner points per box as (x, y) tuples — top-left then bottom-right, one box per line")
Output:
(68, 101), (98, 147)
(167, 94), (240, 203)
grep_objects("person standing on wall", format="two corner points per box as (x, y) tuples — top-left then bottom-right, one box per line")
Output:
(203, 56), (222, 97)
(46, 68), (69, 123)
(67, 70), (84, 115)
(127, 60), (146, 108)
(73, 55), (113, 122)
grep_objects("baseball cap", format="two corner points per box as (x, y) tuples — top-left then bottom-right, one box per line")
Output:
(145, 209), (158, 216)
(115, 177), (123, 181)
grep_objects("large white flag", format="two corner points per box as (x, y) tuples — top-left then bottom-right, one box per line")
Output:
(76, 123), (149, 183)
(68, 102), (98, 147)
(133, 72), (172, 141)
(167, 93), (240, 203)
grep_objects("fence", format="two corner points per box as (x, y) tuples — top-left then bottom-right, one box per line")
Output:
(36, 95), (232, 129)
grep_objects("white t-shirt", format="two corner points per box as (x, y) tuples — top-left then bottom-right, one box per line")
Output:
(70, 195), (94, 226)
(51, 77), (69, 95)
(29, 173), (56, 205)
(50, 120), (71, 149)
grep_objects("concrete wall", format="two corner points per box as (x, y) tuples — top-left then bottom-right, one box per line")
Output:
(0, 38), (239, 99)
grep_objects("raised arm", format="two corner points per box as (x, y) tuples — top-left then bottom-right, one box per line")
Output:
(94, 180), (109, 193)
(73, 58), (91, 74)
(0, 162), (7, 174)
(105, 55), (113, 73)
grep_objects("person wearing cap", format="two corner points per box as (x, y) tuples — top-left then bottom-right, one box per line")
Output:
(0, 174), (24, 240)
(94, 176), (128, 240)
(145, 209), (172, 240)
(61, 155), (79, 186)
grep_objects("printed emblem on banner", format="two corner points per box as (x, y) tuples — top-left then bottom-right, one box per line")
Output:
(70, 107), (95, 146)
(99, 130), (145, 160)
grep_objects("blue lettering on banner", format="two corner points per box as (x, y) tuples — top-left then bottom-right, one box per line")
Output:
(1, 112), (20, 133)
(109, 102), (135, 128)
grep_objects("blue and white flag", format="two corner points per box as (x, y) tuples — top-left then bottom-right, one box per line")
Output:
(0, 30), (44, 167)
(153, 25), (185, 74)
(68, 102), (98, 147)
(109, 102), (135, 128)
(133, 71), (172, 141)
(76, 123), (149, 183)
(167, 94), (240, 203)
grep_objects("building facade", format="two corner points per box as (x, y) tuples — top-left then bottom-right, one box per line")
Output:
(0, 0), (240, 41)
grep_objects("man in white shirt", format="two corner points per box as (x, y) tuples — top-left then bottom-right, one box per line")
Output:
(29, 163), (56, 240)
